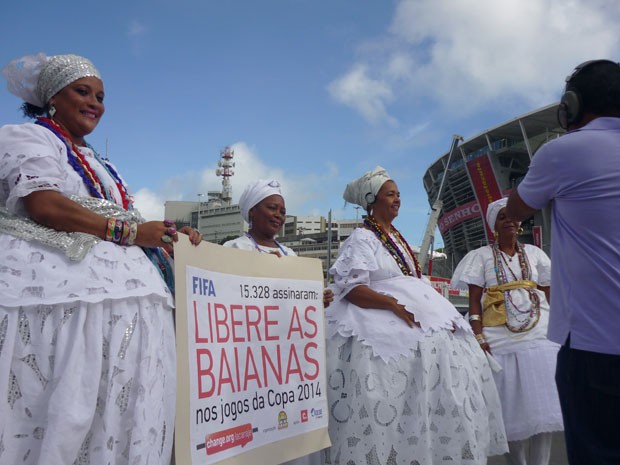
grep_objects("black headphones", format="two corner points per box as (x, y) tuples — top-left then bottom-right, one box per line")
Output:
(557, 59), (620, 129)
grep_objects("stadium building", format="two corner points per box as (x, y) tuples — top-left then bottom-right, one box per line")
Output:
(423, 103), (564, 270)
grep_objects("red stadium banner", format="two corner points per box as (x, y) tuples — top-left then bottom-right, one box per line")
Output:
(437, 200), (482, 234)
(465, 154), (503, 240)
(532, 225), (543, 249)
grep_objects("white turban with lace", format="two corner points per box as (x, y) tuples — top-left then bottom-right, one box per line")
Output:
(343, 166), (392, 209)
(238, 179), (283, 223)
(2, 53), (101, 107)
(486, 197), (508, 231)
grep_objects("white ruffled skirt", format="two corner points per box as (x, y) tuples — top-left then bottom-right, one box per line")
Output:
(320, 330), (508, 465)
(0, 296), (176, 465)
(325, 276), (471, 362)
(490, 340), (563, 441)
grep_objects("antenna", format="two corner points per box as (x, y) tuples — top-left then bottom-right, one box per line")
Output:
(215, 146), (235, 205)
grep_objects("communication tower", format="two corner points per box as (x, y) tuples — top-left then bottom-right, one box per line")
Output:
(210, 146), (235, 206)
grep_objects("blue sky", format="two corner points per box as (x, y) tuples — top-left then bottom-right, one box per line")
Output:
(2, 0), (619, 248)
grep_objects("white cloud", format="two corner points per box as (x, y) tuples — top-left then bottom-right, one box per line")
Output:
(133, 188), (166, 221)
(329, 0), (620, 120)
(225, 143), (340, 217)
(127, 20), (148, 55)
(128, 20), (146, 37)
(327, 64), (398, 126)
(131, 142), (342, 222)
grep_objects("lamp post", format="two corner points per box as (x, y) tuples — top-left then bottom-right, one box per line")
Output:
(327, 209), (333, 280)
(197, 193), (203, 233)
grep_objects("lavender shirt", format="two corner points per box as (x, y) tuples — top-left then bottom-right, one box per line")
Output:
(517, 117), (620, 355)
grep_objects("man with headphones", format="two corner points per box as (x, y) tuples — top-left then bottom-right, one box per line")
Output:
(506, 59), (620, 465)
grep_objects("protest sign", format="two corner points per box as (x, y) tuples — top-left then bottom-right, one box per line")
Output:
(174, 237), (330, 465)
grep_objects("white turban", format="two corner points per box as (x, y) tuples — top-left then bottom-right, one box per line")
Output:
(343, 166), (392, 210)
(486, 197), (508, 231)
(239, 179), (283, 223)
(2, 53), (101, 107)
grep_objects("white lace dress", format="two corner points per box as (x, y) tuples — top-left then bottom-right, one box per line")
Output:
(0, 123), (175, 465)
(321, 228), (508, 465)
(450, 245), (563, 441)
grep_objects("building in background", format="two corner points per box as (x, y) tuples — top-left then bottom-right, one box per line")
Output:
(164, 193), (361, 280)
(165, 146), (241, 243)
(169, 105), (566, 312)
(423, 103), (564, 272)
(163, 145), (364, 277)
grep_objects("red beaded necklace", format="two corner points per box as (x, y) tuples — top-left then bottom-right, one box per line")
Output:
(36, 117), (133, 210)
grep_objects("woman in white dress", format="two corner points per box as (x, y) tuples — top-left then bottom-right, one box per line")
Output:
(0, 53), (201, 465)
(322, 167), (508, 465)
(223, 179), (296, 257)
(450, 198), (563, 465)
(223, 179), (332, 465)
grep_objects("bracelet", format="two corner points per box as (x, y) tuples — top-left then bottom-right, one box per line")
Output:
(105, 218), (139, 246)
(126, 222), (138, 246)
(474, 333), (487, 345)
(120, 220), (131, 244)
(105, 217), (117, 242)
(113, 219), (124, 243)
(468, 314), (482, 322)
(119, 221), (138, 246)
(104, 217), (124, 244)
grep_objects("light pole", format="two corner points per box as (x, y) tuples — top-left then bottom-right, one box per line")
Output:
(327, 209), (333, 280)
(197, 193), (203, 233)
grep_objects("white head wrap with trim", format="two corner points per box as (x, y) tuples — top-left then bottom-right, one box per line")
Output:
(2, 53), (101, 107)
(238, 179), (283, 223)
(343, 166), (392, 210)
(486, 197), (508, 232)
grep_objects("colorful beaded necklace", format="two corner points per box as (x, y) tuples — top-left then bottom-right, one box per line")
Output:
(492, 241), (541, 332)
(364, 216), (421, 278)
(35, 117), (133, 210)
(34, 119), (174, 293)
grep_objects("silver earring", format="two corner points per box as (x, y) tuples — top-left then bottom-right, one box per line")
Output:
(49, 104), (56, 118)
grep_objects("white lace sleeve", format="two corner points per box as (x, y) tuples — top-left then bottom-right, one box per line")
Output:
(330, 229), (379, 296)
(450, 248), (487, 290)
(526, 244), (551, 286)
(0, 123), (66, 215)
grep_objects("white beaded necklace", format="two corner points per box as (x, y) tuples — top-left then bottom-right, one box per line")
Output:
(246, 233), (288, 256)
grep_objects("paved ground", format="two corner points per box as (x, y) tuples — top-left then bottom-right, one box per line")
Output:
(488, 432), (568, 465)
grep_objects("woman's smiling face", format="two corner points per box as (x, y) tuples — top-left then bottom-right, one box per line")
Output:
(495, 207), (520, 238)
(49, 76), (105, 144)
(373, 180), (400, 221)
(249, 194), (286, 239)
